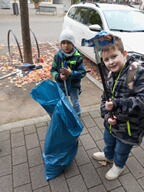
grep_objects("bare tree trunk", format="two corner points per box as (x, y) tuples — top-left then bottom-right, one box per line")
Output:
(19, 0), (33, 64)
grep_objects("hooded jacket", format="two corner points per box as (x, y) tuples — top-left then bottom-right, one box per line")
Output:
(51, 49), (86, 94)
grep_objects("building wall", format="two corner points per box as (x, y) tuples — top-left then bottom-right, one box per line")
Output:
(0, 0), (10, 8)
(51, 0), (71, 10)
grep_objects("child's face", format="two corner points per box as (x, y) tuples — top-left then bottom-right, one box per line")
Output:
(61, 40), (74, 54)
(102, 48), (127, 73)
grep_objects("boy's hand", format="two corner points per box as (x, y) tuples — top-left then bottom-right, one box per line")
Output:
(108, 116), (117, 126)
(60, 73), (67, 81)
(105, 99), (114, 111)
(60, 67), (72, 77)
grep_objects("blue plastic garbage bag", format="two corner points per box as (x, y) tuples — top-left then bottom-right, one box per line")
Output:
(31, 80), (83, 180)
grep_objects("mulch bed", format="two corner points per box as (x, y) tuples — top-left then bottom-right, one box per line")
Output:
(0, 42), (101, 88)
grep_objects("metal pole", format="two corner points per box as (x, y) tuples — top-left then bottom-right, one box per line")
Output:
(93, 45), (109, 100)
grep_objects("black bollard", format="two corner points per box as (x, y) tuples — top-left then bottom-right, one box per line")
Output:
(12, 2), (19, 15)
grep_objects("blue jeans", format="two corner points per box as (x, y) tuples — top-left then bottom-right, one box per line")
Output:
(69, 88), (81, 116)
(104, 129), (133, 168)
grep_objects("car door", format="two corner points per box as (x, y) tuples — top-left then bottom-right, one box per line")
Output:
(63, 6), (104, 63)
(63, 7), (89, 47)
(80, 8), (104, 63)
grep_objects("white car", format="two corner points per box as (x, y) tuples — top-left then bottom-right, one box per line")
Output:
(63, 2), (144, 63)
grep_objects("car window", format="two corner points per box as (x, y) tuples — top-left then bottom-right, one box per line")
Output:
(87, 9), (103, 27)
(104, 10), (144, 31)
(73, 7), (89, 25)
(68, 7), (103, 27)
(67, 7), (77, 19)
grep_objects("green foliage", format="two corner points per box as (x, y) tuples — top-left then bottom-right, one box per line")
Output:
(72, 0), (81, 4)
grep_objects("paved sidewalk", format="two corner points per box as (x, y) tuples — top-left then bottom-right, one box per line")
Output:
(0, 97), (144, 192)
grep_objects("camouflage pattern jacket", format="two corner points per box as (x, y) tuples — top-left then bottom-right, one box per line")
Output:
(101, 56), (144, 145)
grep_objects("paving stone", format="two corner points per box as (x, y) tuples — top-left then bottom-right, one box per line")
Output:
(89, 110), (101, 119)
(81, 112), (89, 117)
(96, 140), (105, 151)
(11, 127), (23, 134)
(132, 147), (144, 166)
(67, 175), (88, 192)
(97, 166), (121, 191)
(11, 132), (25, 148)
(0, 174), (12, 192)
(111, 187), (126, 192)
(79, 163), (101, 188)
(95, 117), (104, 130)
(0, 130), (10, 141)
(34, 185), (51, 192)
(88, 126), (103, 141)
(25, 133), (39, 150)
(24, 125), (36, 135)
(138, 177), (144, 190)
(75, 146), (90, 166)
(37, 126), (48, 141)
(14, 184), (32, 192)
(78, 139), (82, 146)
(0, 155), (11, 176)
(28, 147), (43, 167)
(140, 139), (144, 150)
(30, 164), (48, 190)
(88, 184), (106, 192)
(40, 141), (44, 152)
(13, 163), (30, 187)
(82, 115), (96, 128)
(35, 122), (48, 128)
(12, 146), (27, 165)
(87, 148), (102, 169)
(80, 134), (96, 150)
(49, 174), (69, 192)
(64, 160), (80, 179)
(81, 126), (88, 135)
(119, 173), (143, 192)
(127, 156), (144, 179)
(0, 139), (11, 157)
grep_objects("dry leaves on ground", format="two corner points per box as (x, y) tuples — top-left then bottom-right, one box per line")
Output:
(0, 42), (101, 88)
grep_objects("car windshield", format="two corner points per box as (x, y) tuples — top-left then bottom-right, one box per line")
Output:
(103, 10), (144, 32)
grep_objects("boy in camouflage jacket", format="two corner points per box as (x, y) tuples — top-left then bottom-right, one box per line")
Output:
(93, 35), (144, 180)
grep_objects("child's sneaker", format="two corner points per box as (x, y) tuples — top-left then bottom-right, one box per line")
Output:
(105, 163), (124, 180)
(92, 152), (112, 162)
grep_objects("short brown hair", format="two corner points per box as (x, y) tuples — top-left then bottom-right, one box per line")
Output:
(101, 35), (124, 53)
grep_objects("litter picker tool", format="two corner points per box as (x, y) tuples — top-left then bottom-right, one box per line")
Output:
(0, 63), (42, 80)
(60, 62), (69, 100)
(81, 30), (114, 100)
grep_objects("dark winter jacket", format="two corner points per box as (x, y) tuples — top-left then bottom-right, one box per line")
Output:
(51, 49), (86, 94)
(101, 56), (144, 145)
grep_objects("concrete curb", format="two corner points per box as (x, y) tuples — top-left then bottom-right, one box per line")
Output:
(86, 73), (103, 91)
(0, 104), (100, 131)
(0, 115), (50, 131)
